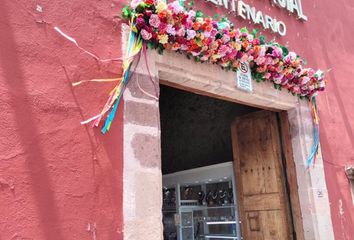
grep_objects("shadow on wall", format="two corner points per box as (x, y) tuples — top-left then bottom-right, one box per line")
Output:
(320, 41), (354, 239)
(0, 3), (64, 240)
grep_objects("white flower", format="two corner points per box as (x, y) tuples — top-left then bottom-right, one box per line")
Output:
(130, 0), (143, 9)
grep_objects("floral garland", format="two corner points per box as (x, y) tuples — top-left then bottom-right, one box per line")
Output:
(122, 0), (326, 98)
(52, 0), (323, 166)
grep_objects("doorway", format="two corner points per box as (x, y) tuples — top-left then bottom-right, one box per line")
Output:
(160, 85), (294, 239)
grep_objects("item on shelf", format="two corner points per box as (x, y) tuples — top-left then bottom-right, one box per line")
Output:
(197, 191), (205, 205)
(212, 190), (218, 204)
(206, 191), (213, 206)
(163, 188), (176, 207)
(227, 188), (234, 204)
(218, 189), (227, 205)
(183, 187), (193, 200)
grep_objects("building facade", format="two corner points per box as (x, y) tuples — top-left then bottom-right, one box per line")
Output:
(1, 0), (353, 239)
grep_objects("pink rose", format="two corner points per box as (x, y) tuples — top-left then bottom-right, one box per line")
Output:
(221, 34), (230, 43)
(186, 29), (196, 40)
(168, 1), (183, 14)
(218, 45), (230, 56)
(284, 52), (297, 64)
(149, 14), (160, 28)
(272, 47), (282, 58)
(158, 22), (167, 32)
(240, 54), (248, 63)
(187, 10), (196, 18)
(177, 27), (186, 37)
(141, 29), (152, 40)
(192, 51), (201, 56)
(166, 24), (176, 36)
(255, 56), (265, 65)
(301, 76), (310, 85)
(203, 31), (211, 38)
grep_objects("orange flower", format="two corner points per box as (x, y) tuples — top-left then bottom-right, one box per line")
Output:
(232, 61), (240, 68)
(193, 22), (201, 31)
(164, 43), (172, 50)
(172, 42), (181, 50)
(242, 41), (248, 49)
(254, 45), (260, 54)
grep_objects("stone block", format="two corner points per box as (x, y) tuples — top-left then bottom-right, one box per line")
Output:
(131, 133), (161, 168)
(125, 101), (159, 127)
(126, 73), (160, 100)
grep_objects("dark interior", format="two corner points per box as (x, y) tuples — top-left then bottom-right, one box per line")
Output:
(160, 85), (260, 174)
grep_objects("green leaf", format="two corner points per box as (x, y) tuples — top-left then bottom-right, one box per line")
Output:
(252, 72), (264, 82)
(136, 3), (147, 13)
(214, 14), (219, 20)
(251, 29), (259, 38)
(240, 27), (248, 34)
(157, 43), (164, 55)
(147, 41), (155, 50)
(187, 0), (195, 8)
(121, 5), (131, 19)
(280, 45), (289, 57)
(196, 10), (203, 18)
(259, 35), (265, 45)
(221, 16), (228, 22)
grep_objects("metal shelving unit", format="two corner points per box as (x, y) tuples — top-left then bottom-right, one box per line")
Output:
(162, 162), (242, 240)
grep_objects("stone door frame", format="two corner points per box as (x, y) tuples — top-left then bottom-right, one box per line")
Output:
(121, 25), (334, 240)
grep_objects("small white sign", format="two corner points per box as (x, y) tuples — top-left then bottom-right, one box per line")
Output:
(236, 62), (253, 92)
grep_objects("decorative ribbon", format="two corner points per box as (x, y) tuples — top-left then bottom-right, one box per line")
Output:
(99, 25), (143, 133)
(55, 20), (144, 133)
(306, 96), (320, 168)
(54, 27), (122, 63)
(71, 78), (122, 87)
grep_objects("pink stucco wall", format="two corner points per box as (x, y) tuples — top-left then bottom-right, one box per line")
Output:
(0, 0), (126, 239)
(1, 0), (354, 239)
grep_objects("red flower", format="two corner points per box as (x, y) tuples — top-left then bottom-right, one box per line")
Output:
(158, 11), (167, 23)
(144, 9), (153, 17)
(145, 0), (154, 5)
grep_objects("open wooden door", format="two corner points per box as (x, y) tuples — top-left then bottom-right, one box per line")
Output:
(231, 111), (292, 240)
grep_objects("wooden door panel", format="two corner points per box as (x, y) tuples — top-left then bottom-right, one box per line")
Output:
(261, 210), (288, 240)
(231, 111), (291, 240)
(244, 193), (281, 211)
(244, 210), (288, 240)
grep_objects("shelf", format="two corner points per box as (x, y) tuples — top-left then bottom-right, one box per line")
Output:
(201, 235), (238, 239)
(206, 221), (237, 225)
(180, 204), (236, 210)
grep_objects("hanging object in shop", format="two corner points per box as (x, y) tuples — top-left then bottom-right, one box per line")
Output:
(236, 62), (253, 92)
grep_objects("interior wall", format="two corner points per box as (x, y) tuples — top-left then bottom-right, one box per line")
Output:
(160, 85), (259, 174)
